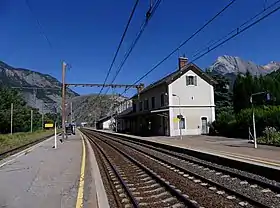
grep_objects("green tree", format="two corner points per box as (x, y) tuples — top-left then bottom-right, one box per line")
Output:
(0, 86), (42, 133)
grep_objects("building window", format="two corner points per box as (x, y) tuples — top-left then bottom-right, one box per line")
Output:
(186, 75), (197, 86)
(144, 99), (149, 110)
(133, 103), (136, 112)
(160, 94), (165, 107)
(139, 101), (143, 111)
(151, 97), (155, 109)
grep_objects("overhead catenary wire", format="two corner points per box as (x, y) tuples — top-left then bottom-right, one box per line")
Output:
(24, 0), (53, 49)
(97, 0), (140, 97)
(190, 3), (280, 63)
(106, 0), (163, 88)
(119, 0), (237, 95)
(120, 1), (280, 97)
(192, 0), (280, 58)
(93, 0), (163, 113)
(102, 0), (163, 115)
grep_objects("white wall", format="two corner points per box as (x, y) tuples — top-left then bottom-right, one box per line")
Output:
(169, 107), (214, 136)
(168, 69), (215, 136)
(169, 70), (215, 107)
(103, 119), (113, 129)
(134, 84), (168, 112)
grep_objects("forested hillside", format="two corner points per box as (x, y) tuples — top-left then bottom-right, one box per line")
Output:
(209, 70), (280, 145)
(0, 87), (59, 134)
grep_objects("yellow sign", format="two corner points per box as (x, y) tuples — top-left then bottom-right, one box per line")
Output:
(173, 117), (179, 123)
(44, 123), (54, 128)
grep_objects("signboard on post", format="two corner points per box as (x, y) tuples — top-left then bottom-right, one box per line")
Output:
(44, 123), (54, 128)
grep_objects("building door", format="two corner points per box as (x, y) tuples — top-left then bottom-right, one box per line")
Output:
(201, 117), (208, 134)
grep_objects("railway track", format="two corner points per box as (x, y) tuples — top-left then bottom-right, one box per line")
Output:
(82, 129), (280, 207)
(86, 131), (198, 208)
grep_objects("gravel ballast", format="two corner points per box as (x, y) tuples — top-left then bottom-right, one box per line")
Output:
(110, 135), (280, 208)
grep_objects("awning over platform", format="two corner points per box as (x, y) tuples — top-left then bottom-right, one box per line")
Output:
(117, 107), (169, 119)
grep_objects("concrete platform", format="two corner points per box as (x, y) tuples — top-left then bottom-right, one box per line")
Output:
(95, 129), (280, 171)
(0, 133), (85, 208)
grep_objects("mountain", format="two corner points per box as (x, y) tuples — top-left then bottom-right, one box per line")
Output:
(208, 55), (280, 75)
(0, 60), (127, 123)
(68, 94), (127, 124)
(0, 61), (78, 113)
(207, 55), (280, 86)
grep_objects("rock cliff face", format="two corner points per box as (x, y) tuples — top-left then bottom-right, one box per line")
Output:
(0, 60), (127, 123)
(68, 94), (127, 124)
(0, 61), (78, 113)
(208, 55), (280, 76)
(207, 55), (280, 87)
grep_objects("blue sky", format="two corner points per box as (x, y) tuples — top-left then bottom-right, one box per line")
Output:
(1, 0), (280, 96)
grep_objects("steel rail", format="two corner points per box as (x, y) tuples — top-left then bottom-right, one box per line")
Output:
(87, 134), (140, 208)
(83, 130), (199, 208)
(87, 130), (272, 208)
(100, 131), (280, 194)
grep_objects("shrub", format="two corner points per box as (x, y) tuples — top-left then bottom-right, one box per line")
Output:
(258, 126), (280, 145)
(212, 105), (280, 140)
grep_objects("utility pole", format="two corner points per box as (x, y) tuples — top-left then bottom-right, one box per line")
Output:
(10, 103), (13, 135)
(31, 109), (33, 133)
(94, 113), (97, 129)
(54, 121), (57, 149)
(62, 62), (67, 140)
(250, 91), (270, 149)
(42, 103), (44, 130)
(70, 102), (73, 124)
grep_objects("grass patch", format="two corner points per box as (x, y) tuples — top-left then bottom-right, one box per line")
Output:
(0, 130), (56, 154)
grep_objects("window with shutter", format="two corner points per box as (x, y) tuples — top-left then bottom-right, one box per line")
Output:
(186, 75), (197, 86)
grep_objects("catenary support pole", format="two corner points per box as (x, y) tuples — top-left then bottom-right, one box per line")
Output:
(31, 109), (33, 133)
(62, 62), (67, 140)
(10, 103), (13, 135)
(54, 122), (57, 149)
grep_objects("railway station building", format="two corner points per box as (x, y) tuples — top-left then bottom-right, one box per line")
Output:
(115, 57), (217, 136)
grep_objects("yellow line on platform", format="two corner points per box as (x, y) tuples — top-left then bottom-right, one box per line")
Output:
(76, 134), (86, 208)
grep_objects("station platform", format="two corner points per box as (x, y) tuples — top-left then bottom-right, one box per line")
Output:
(0, 132), (108, 208)
(95, 129), (280, 171)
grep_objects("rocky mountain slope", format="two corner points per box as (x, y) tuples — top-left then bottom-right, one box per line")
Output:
(0, 61), (78, 113)
(208, 55), (280, 76)
(0, 60), (127, 123)
(207, 55), (280, 87)
(68, 94), (127, 124)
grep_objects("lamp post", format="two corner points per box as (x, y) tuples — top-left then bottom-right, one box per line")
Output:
(250, 91), (270, 149)
(172, 94), (182, 140)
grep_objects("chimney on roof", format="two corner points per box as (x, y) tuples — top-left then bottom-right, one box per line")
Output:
(178, 56), (188, 70)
